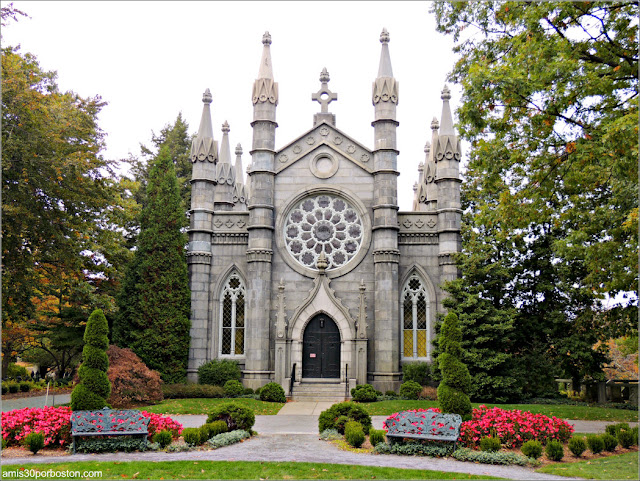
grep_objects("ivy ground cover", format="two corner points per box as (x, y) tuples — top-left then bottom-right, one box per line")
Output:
(1, 407), (182, 447)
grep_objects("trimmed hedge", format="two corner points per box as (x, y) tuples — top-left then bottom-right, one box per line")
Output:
(198, 359), (241, 387)
(206, 402), (255, 432)
(402, 362), (431, 386)
(545, 440), (564, 461)
(318, 401), (372, 435)
(163, 383), (224, 399)
(521, 440), (542, 459)
(399, 381), (422, 400)
(569, 436), (587, 457)
(344, 421), (365, 448)
(351, 384), (378, 402)
(223, 380), (244, 398)
(368, 429), (385, 446)
(260, 382), (286, 403)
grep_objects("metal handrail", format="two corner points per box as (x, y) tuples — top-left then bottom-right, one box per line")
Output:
(345, 364), (349, 398)
(289, 363), (296, 397)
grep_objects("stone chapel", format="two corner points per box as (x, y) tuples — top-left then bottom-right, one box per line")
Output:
(186, 29), (462, 398)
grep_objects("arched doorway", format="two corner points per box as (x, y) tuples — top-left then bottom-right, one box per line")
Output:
(302, 314), (340, 378)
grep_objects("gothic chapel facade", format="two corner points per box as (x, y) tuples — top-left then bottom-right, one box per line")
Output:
(186, 30), (462, 397)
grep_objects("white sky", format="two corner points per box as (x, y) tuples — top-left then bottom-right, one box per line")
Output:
(2, 0), (463, 210)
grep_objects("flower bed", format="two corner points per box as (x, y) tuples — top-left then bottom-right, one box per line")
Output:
(1, 407), (182, 448)
(384, 405), (573, 450)
(460, 405), (573, 448)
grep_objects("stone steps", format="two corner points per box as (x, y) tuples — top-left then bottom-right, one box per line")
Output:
(291, 381), (350, 402)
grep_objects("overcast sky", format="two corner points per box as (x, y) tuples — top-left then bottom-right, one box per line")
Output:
(2, 1), (463, 210)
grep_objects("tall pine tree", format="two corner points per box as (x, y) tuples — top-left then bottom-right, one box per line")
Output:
(113, 146), (190, 383)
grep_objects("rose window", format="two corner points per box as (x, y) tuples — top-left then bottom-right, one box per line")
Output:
(284, 194), (364, 270)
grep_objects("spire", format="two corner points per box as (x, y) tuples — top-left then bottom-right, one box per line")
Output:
(232, 144), (247, 208)
(190, 89), (218, 162)
(439, 85), (455, 136)
(216, 121), (235, 185)
(234, 143), (244, 185)
(372, 28), (398, 109)
(377, 28), (393, 78)
(252, 31), (278, 107)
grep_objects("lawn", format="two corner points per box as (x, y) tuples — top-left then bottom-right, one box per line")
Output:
(1, 460), (500, 480)
(358, 400), (639, 421)
(536, 452), (639, 480)
(140, 398), (284, 415)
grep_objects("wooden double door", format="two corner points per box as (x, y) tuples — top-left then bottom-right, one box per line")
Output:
(302, 314), (340, 378)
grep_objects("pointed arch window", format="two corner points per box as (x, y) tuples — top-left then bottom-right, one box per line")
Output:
(219, 273), (245, 357)
(401, 274), (431, 361)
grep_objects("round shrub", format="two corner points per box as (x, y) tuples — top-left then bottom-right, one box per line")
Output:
(344, 421), (365, 448)
(19, 382), (31, 392)
(369, 428), (385, 447)
(399, 381), (422, 400)
(436, 383), (472, 418)
(260, 382), (286, 403)
(402, 361), (431, 386)
(601, 433), (618, 452)
(335, 415), (351, 435)
(254, 387), (262, 396)
(8, 383), (19, 394)
(568, 436), (587, 457)
(198, 359), (241, 387)
(206, 402), (255, 431)
(182, 427), (202, 446)
(243, 387), (254, 395)
(605, 422), (630, 437)
(351, 384), (378, 402)
(153, 430), (173, 448)
(24, 432), (45, 454)
(586, 434), (604, 454)
(1, 384), (7, 395)
(479, 436), (501, 452)
(545, 440), (564, 461)
(618, 429), (634, 448)
(521, 440), (542, 459)
(223, 380), (244, 398)
(384, 390), (397, 398)
(318, 401), (372, 435)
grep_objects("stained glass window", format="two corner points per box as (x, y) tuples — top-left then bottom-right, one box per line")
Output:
(219, 273), (246, 356)
(400, 274), (431, 360)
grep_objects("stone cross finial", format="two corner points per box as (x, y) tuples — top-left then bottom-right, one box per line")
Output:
(312, 68), (338, 114)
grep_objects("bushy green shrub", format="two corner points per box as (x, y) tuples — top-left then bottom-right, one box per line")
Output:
(436, 313), (472, 418)
(254, 387), (262, 396)
(384, 390), (397, 398)
(452, 448), (532, 466)
(206, 402), (255, 431)
(402, 362), (431, 386)
(368, 429), (385, 447)
(344, 421), (365, 448)
(1, 384), (7, 395)
(182, 428), (202, 446)
(259, 382), (286, 403)
(201, 421), (228, 440)
(197, 359), (241, 387)
(75, 436), (148, 453)
(71, 309), (111, 410)
(375, 441), (453, 457)
(153, 430), (173, 448)
(24, 432), (44, 454)
(7, 363), (29, 379)
(223, 380), (244, 398)
(19, 382), (31, 392)
(521, 440), (543, 459)
(545, 440), (564, 461)
(601, 433), (618, 452)
(334, 415), (351, 435)
(569, 436), (587, 457)
(162, 383), (224, 399)
(632, 426), (638, 445)
(206, 430), (250, 449)
(586, 434), (604, 454)
(318, 401), (372, 435)
(2, 438), (7, 449)
(618, 429), (634, 448)
(350, 384), (378, 402)
(479, 436), (501, 452)
(8, 383), (19, 394)
(399, 381), (422, 400)
(243, 387), (254, 395)
(605, 422), (630, 437)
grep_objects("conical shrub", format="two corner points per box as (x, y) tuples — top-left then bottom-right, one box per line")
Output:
(437, 312), (472, 418)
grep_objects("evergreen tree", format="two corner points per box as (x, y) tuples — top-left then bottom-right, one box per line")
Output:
(70, 309), (111, 410)
(113, 146), (190, 383)
(437, 312), (472, 419)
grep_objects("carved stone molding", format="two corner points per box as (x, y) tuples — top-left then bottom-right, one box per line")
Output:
(372, 77), (399, 105)
(212, 215), (250, 232)
(186, 251), (212, 265)
(438, 253), (457, 266)
(275, 280), (287, 339)
(190, 138), (218, 163)
(397, 214), (438, 232)
(434, 135), (462, 162)
(246, 249), (273, 263)
(398, 233), (438, 245)
(373, 249), (400, 264)
(212, 233), (249, 245)
(252, 78), (278, 105)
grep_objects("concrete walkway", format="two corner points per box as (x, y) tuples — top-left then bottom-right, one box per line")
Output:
(1, 393), (71, 412)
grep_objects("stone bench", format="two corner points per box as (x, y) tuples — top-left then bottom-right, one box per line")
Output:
(70, 408), (149, 453)
(384, 410), (462, 450)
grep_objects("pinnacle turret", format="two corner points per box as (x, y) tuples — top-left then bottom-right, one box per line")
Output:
(252, 31), (278, 110)
(216, 121), (235, 185)
(372, 28), (398, 116)
(190, 88), (218, 162)
(439, 85), (455, 136)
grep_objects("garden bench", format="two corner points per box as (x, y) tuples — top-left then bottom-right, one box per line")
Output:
(70, 408), (149, 453)
(384, 410), (462, 449)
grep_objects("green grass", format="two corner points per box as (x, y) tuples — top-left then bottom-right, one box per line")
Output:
(1, 460), (500, 479)
(358, 400), (638, 421)
(140, 398), (285, 415)
(536, 452), (639, 479)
